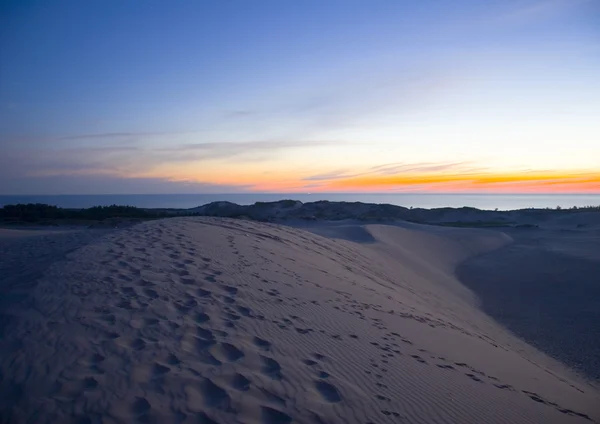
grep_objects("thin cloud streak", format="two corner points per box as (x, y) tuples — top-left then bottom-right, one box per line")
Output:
(1, 139), (344, 181)
(0, 173), (252, 195)
(493, 0), (591, 24)
(304, 162), (481, 182)
(165, 140), (340, 152)
(302, 169), (356, 181)
(370, 162), (474, 176)
(151, 140), (344, 162)
(319, 168), (600, 193)
(55, 132), (186, 141)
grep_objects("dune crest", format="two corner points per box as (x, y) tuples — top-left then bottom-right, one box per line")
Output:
(0, 217), (597, 423)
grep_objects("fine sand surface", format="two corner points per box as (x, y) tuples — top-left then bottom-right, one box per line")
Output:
(0, 217), (598, 423)
(457, 226), (600, 381)
(0, 227), (113, 339)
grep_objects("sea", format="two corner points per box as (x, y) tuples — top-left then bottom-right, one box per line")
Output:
(1, 193), (599, 211)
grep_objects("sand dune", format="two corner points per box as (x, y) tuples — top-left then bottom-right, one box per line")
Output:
(0, 217), (597, 423)
(457, 224), (600, 382)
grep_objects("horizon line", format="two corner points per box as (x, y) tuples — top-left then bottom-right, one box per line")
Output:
(2, 192), (600, 197)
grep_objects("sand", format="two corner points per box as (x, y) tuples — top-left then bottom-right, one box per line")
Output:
(0, 217), (598, 423)
(0, 227), (112, 338)
(457, 226), (600, 381)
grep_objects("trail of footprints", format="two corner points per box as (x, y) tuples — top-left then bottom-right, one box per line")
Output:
(81, 221), (353, 423)
(77, 219), (593, 423)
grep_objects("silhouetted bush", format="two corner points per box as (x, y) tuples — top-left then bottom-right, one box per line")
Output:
(0, 203), (161, 222)
(79, 205), (152, 220)
(0, 203), (69, 221)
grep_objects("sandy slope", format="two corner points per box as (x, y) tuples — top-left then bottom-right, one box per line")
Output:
(0, 217), (597, 424)
(456, 225), (600, 381)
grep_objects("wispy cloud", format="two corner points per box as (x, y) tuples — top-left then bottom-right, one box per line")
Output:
(304, 162), (479, 182)
(0, 173), (252, 195)
(303, 169), (357, 181)
(317, 166), (600, 193)
(55, 132), (185, 141)
(152, 140), (342, 162)
(370, 162), (476, 175)
(1, 138), (343, 182)
(0, 131), (193, 149)
(494, 0), (590, 24)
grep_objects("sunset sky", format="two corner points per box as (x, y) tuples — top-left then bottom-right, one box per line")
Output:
(1, 0), (599, 194)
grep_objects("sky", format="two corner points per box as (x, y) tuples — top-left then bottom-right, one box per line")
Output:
(1, 0), (599, 194)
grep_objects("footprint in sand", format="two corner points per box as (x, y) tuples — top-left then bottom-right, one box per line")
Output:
(196, 327), (215, 340)
(180, 276), (196, 285)
(194, 312), (211, 324)
(173, 298), (198, 313)
(166, 353), (181, 365)
(132, 397), (151, 417)
(116, 299), (134, 310)
(237, 305), (253, 316)
(137, 279), (155, 288)
(121, 286), (137, 296)
(82, 377), (99, 391)
(82, 353), (106, 367)
(211, 342), (244, 362)
(176, 268), (190, 277)
(219, 295), (236, 304)
(144, 317), (159, 326)
(261, 406), (292, 424)
(381, 410), (401, 417)
(261, 355), (283, 380)
(152, 363), (170, 377)
(143, 288), (159, 299)
(259, 388), (286, 407)
(196, 288), (212, 297)
(187, 378), (231, 409)
(221, 285), (238, 295)
(253, 336), (272, 351)
(223, 312), (241, 321)
(197, 343), (223, 366)
(229, 373), (251, 391)
(465, 373), (484, 383)
(183, 330), (218, 362)
(410, 355), (427, 364)
(436, 364), (455, 370)
(129, 338), (146, 351)
(314, 380), (342, 403)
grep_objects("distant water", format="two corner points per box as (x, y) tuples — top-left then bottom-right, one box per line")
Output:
(1, 193), (599, 211)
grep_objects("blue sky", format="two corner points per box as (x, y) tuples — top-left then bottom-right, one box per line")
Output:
(1, 0), (599, 194)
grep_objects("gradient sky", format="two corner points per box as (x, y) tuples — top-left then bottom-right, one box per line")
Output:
(1, 0), (599, 194)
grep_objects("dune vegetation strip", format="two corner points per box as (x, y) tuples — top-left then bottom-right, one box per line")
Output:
(2, 200), (599, 229)
(0, 203), (171, 226)
(0, 217), (597, 423)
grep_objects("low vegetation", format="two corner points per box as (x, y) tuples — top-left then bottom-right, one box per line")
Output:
(0, 203), (178, 225)
(1, 201), (598, 227)
(548, 205), (600, 211)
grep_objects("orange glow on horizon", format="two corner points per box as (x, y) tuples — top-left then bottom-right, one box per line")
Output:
(140, 167), (600, 194)
(253, 171), (600, 193)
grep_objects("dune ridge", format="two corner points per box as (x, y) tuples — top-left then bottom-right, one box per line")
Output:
(0, 217), (597, 423)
